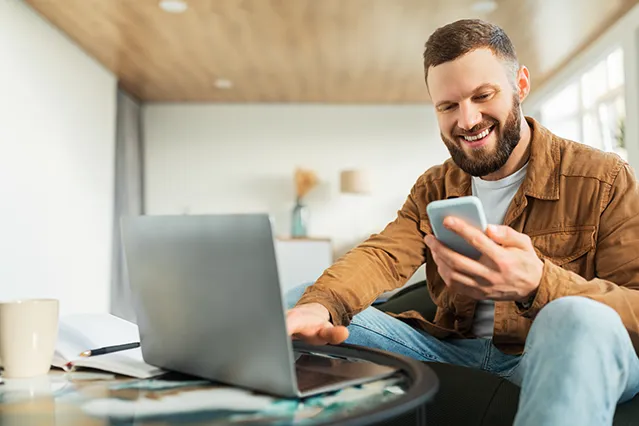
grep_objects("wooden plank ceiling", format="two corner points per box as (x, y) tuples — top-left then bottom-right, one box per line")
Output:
(25, 0), (639, 103)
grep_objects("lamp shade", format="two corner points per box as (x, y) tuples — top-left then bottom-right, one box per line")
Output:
(340, 169), (371, 194)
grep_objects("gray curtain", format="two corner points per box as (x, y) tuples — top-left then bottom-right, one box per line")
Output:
(111, 90), (144, 322)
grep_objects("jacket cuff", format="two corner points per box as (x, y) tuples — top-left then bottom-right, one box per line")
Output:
(295, 292), (350, 327)
(515, 258), (564, 318)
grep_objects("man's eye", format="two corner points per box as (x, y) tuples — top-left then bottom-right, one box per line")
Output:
(475, 93), (492, 101)
(441, 104), (456, 112)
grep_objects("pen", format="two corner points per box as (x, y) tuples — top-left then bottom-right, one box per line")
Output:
(79, 342), (140, 357)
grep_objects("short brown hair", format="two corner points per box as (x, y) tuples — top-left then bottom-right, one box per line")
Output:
(423, 19), (519, 87)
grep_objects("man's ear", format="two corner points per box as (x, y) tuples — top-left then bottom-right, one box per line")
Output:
(517, 65), (531, 102)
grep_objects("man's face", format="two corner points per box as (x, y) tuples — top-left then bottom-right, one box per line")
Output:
(427, 48), (523, 177)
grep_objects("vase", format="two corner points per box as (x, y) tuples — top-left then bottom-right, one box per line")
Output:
(291, 199), (309, 238)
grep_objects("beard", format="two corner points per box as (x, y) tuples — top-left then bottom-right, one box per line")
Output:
(442, 96), (522, 177)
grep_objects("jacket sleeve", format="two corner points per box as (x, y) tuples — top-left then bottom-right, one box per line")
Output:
(519, 161), (639, 347)
(294, 180), (428, 326)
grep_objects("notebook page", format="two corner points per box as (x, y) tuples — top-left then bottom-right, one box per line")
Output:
(55, 313), (140, 362)
(54, 313), (164, 378)
(71, 348), (165, 379)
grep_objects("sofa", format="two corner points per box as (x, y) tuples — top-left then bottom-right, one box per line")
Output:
(375, 280), (639, 425)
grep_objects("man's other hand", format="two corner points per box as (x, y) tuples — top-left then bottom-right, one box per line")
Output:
(286, 303), (349, 345)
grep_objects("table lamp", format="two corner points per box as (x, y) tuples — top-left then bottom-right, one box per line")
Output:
(340, 170), (371, 195)
(340, 169), (372, 243)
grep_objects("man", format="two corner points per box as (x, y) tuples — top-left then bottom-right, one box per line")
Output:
(285, 19), (639, 425)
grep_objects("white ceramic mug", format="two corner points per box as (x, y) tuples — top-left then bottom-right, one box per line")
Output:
(0, 299), (59, 378)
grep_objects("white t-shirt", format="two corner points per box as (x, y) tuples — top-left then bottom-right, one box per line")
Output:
(470, 163), (528, 338)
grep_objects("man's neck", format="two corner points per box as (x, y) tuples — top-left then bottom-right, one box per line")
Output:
(481, 114), (532, 182)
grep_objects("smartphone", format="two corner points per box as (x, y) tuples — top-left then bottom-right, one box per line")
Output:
(426, 196), (488, 260)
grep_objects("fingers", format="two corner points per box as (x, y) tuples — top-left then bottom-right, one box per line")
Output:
(433, 253), (491, 299)
(441, 217), (503, 260)
(289, 322), (328, 345)
(433, 252), (524, 301)
(286, 307), (349, 345)
(486, 225), (532, 250)
(319, 326), (349, 345)
(291, 325), (349, 345)
(427, 236), (496, 282)
(292, 331), (330, 346)
(286, 303), (330, 337)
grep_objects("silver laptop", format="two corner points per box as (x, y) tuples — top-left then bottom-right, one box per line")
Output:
(120, 213), (397, 398)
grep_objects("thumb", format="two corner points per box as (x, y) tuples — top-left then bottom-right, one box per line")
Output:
(486, 225), (529, 249)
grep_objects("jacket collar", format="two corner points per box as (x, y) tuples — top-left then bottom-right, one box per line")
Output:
(442, 116), (560, 201)
(520, 117), (560, 201)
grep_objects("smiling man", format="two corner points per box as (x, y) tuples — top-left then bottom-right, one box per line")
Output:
(285, 19), (639, 425)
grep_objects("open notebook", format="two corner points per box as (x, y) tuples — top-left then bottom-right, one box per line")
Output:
(53, 313), (165, 379)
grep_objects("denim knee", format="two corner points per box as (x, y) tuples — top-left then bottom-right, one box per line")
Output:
(529, 295), (625, 348)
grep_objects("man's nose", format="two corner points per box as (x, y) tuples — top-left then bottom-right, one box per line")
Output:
(457, 101), (482, 131)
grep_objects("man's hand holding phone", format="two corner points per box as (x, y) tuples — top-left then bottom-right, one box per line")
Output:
(425, 208), (543, 303)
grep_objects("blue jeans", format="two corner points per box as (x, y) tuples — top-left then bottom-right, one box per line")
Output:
(286, 283), (639, 426)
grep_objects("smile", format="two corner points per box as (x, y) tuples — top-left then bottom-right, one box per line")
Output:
(463, 127), (491, 141)
(458, 125), (495, 147)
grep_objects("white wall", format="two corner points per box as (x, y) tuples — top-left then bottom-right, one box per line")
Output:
(0, 0), (117, 315)
(143, 104), (448, 262)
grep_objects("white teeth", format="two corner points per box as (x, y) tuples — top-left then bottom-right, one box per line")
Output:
(463, 128), (491, 142)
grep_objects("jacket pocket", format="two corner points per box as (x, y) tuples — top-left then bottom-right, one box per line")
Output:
(529, 226), (596, 274)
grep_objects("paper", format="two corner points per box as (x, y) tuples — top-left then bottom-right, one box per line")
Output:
(54, 314), (165, 379)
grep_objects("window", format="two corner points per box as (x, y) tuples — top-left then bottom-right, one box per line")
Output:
(539, 47), (626, 160)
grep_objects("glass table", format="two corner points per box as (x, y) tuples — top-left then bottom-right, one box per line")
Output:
(0, 344), (439, 425)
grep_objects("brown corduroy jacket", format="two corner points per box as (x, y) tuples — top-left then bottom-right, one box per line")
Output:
(296, 117), (639, 355)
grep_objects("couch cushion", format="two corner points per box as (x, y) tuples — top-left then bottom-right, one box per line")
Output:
(424, 361), (639, 425)
(375, 280), (437, 322)
(424, 362), (513, 426)
(613, 395), (639, 425)
(483, 371), (639, 426)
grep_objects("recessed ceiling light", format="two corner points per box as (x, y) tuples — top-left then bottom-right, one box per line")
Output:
(159, 0), (188, 14)
(214, 78), (233, 89)
(472, 1), (498, 13)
